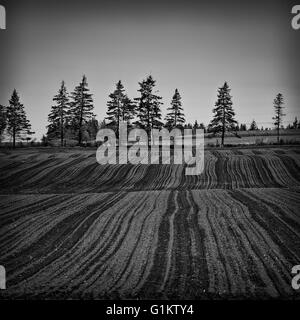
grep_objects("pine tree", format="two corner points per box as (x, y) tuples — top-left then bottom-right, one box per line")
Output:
(0, 104), (6, 143)
(47, 81), (70, 146)
(121, 96), (136, 125)
(209, 82), (237, 147)
(105, 81), (135, 135)
(86, 118), (99, 140)
(165, 89), (185, 129)
(6, 89), (34, 148)
(240, 123), (247, 131)
(250, 119), (258, 131)
(135, 75), (163, 142)
(70, 75), (94, 145)
(199, 123), (206, 133)
(193, 120), (199, 129)
(272, 93), (285, 143)
(293, 117), (298, 129)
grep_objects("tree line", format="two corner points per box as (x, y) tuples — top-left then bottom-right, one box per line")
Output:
(0, 74), (293, 148)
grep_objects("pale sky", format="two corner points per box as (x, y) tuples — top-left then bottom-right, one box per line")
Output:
(0, 0), (299, 139)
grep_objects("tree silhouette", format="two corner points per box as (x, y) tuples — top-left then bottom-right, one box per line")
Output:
(6, 89), (34, 148)
(106, 80), (135, 136)
(0, 104), (6, 143)
(47, 81), (70, 146)
(209, 82), (238, 147)
(165, 89), (185, 128)
(293, 117), (298, 129)
(272, 93), (285, 143)
(249, 119), (258, 131)
(69, 75), (94, 145)
(134, 75), (163, 144)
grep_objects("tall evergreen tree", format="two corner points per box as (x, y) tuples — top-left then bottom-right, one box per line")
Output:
(0, 104), (6, 143)
(6, 89), (34, 148)
(293, 117), (298, 129)
(272, 93), (285, 143)
(70, 75), (94, 145)
(249, 119), (258, 131)
(165, 88), (185, 128)
(86, 118), (99, 141)
(134, 75), (163, 142)
(47, 81), (70, 146)
(209, 82), (237, 147)
(121, 96), (136, 125)
(240, 123), (247, 131)
(105, 80), (135, 135)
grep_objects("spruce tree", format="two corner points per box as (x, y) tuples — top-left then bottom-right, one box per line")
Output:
(209, 82), (237, 147)
(0, 104), (6, 143)
(47, 81), (70, 146)
(165, 88), (185, 129)
(6, 89), (34, 148)
(134, 75), (163, 142)
(250, 119), (258, 131)
(105, 80), (135, 135)
(293, 117), (298, 129)
(86, 118), (99, 141)
(272, 93), (285, 143)
(121, 96), (136, 125)
(70, 75), (94, 145)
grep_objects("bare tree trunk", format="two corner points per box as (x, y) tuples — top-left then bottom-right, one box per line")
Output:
(221, 108), (225, 147)
(221, 127), (225, 147)
(60, 119), (64, 147)
(13, 128), (16, 149)
(78, 126), (82, 145)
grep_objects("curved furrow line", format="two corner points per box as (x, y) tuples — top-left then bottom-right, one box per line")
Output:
(47, 192), (152, 297)
(116, 164), (147, 191)
(1, 195), (84, 259)
(137, 191), (176, 298)
(98, 165), (139, 191)
(251, 155), (280, 187)
(3, 192), (125, 296)
(14, 192), (129, 296)
(244, 156), (265, 188)
(132, 165), (160, 190)
(0, 159), (26, 173)
(1, 157), (83, 191)
(233, 156), (246, 188)
(154, 165), (175, 190)
(273, 154), (300, 185)
(0, 195), (85, 257)
(0, 158), (58, 187)
(0, 194), (69, 228)
(184, 191), (209, 297)
(212, 190), (285, 296)
(71, 194), (153, 295)
(198, 192), (233, 295)
(192, 190), (279, 298)
(158, 191), (178, 294)
(162, 190), (198, 298)
(34, 192), (149, 292)
(3, 193), (115, 285)
(229, 189), (298, 296)
(25, 156), (99, 189)
(125, 192), (170, 295)
(246, 189), (300, 254)
(100, 191), (167, 295)
(262, 155), (293, 186)
(205, 152), (218, 189)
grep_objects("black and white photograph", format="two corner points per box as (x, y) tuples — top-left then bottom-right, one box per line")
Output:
(0, 0), (300, 308)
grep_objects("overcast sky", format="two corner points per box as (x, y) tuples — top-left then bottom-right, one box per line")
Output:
(0, 0), (299, 139)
